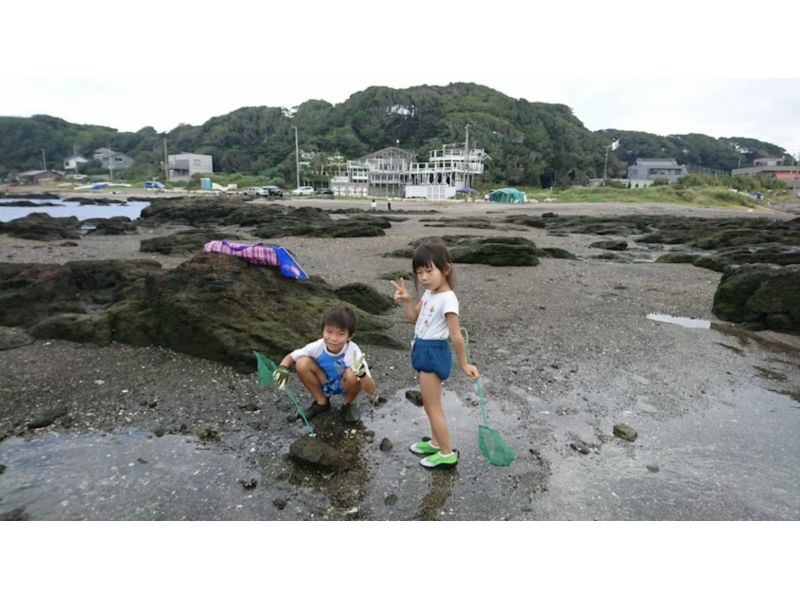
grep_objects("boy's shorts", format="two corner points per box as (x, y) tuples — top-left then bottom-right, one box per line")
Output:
(322, 378), (344, 396)
(411, 338), (452, 381)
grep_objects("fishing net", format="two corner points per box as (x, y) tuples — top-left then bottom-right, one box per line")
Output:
(253, 351), (315, 436)
(462, 328), (515, 467)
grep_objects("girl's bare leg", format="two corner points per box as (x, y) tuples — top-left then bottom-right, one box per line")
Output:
(420, 371), (452, 454)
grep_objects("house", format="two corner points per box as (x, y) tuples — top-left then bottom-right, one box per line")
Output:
(732, 157), (800, 194)
(627, 158), (688, 183)
(17, 170), (64, 185)
(63, 155), (89, 171)
(93, 147), (135, 170)
(167, 153), (213, 181)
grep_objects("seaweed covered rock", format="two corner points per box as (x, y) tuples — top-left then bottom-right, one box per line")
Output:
(0, 254), (402, 370)
(335, 283), (395, 314)
(140, 229), (241, 254)
(712, 264), (800, 333)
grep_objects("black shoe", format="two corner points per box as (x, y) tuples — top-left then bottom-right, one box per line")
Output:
(341, 403), (361, 423)
(303, 400), (331, 420)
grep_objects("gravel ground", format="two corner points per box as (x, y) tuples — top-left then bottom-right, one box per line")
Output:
(1, 197), (799, 520)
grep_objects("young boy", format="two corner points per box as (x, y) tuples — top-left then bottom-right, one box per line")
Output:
(273, 306), (376, 423)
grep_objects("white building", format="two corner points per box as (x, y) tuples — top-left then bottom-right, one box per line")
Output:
(330, 142), (486, 200)
(168, 153), (213, 181)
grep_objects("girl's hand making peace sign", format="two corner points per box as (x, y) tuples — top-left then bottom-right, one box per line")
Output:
(390, 277), (412, 303)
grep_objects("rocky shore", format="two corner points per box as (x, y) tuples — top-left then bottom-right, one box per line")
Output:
(1, 195), (799, 520)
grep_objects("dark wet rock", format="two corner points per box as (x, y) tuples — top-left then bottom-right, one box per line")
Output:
(647, 464), (660, 473)
(379, 438), (393, 452)
(570, 439), (592, 454)
(384, 494), (398, 506)
(405, 390), (423, 406)
(84, 216), (138, 235)
(335, 283), (395, 314)
(137, 197), (282, 227)
(421, 216), (496, 229)
(613, 423), (638, 442)
(0, 212), (82, 240)
(288, 435), (341, 469)
(0, 464), (5, 475)
(0, 191), (60, 200)
(154, 427), (166, 437)
(537, 247), (577, 260)
(542, 212), (558, 219)
(1, 253), (401, 370)
(198, 427), (220, 442)
(0, 326), (34, 350)
(60, 241), (79, 247)
(503, 215), (546, 228)
(696, 244), (800, 272)
(713, 264), (800, 333)
(448, 236), (540, 267)
(27, 406), (69, 429)
(273, 498), (288, 510)
(590, 239), (628, 251)
(0, 259), (162, 330)
(0, 508), (28, 521)
(140, 229), (240, 254)
(74, 197), (127, 206)
(0, 200), (61, 207)
(239, 478), (258, 490)
(29, 313), (114, 344)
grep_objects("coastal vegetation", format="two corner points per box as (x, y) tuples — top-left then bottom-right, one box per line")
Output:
(1, 84), (794, 188)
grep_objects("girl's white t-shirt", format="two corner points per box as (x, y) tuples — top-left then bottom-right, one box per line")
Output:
(414, 289), (459, 340)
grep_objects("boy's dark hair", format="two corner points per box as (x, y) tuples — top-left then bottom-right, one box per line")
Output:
(321, 305), (357, 336)
(412, 240), (455, 289)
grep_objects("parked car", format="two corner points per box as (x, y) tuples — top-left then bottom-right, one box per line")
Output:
(315, 187), (334, 196)
(244, 186), (283, 197)
(261, 185), (284, 197)
(144, 181), (165, 190)
(291, 186), (315, 196)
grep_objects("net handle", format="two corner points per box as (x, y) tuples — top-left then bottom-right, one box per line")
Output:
(462, 327), (490, 426)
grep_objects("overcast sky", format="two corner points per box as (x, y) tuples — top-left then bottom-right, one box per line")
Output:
(3, 1), (799, 155)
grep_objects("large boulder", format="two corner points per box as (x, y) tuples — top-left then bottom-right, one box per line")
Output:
(712, 264), (800, 334)
(0, 254), (402, 370)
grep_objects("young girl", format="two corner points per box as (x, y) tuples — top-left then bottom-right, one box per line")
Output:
(391, 240), (480, 469)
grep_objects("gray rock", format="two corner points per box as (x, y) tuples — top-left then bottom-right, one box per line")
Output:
(27, 406), (69, 429)
(405, 390), (423, 406)
(0, 327), (34, 351)
(384, 494), (398, 506)
(570, 440), (592, 454)
(379, 438), (393, 452)
(647, 464), (660, 473)
(613, 423), (638, 442)
(289, 436), (341, 469)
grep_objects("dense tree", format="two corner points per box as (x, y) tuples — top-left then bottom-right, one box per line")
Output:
(0, 84), (790, 186)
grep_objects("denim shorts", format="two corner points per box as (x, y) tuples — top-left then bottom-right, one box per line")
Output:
(411, 338), (452, 381)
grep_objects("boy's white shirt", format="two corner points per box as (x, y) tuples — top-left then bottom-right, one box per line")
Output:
(414, 289), (459, 340)
(290, 339), (371, 376)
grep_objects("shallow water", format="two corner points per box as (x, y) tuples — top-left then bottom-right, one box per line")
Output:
(531, 386), (800, 520)
(0, 430), (272, 520)
(647, 312), (712, 329)
(0, 198), (150, 223)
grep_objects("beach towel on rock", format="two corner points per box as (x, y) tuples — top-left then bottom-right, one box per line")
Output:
(203, 240), (309, 280)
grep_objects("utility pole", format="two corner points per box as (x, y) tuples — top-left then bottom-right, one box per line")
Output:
(292, 125), (300, 189)
(603, 144), (610, 185)
(163, 138), (169, 182)
(41, 149), (46, 171)
(464, 124), (471, 189)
